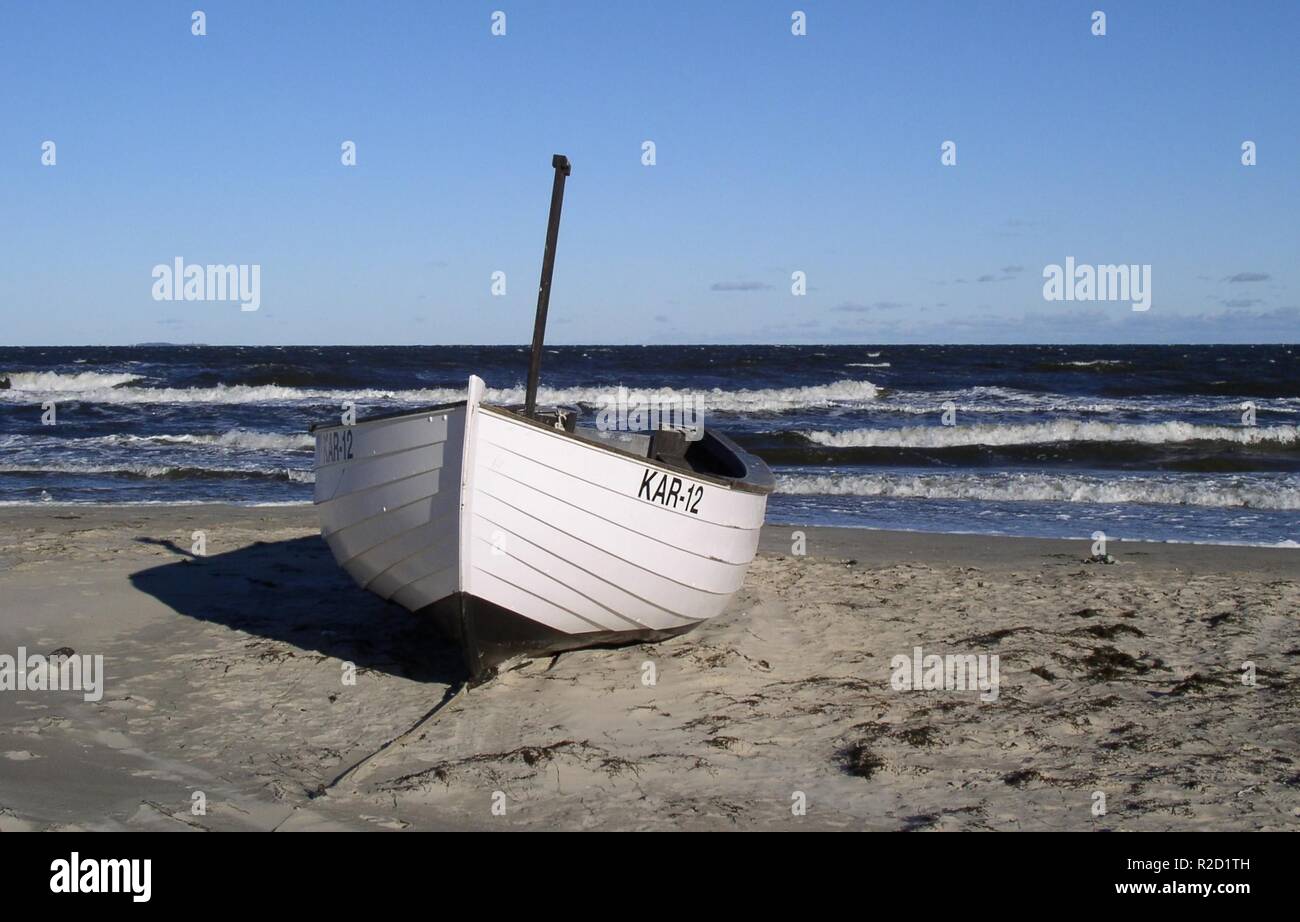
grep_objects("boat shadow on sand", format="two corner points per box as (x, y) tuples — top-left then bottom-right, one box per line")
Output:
(129, 535), (468, 685)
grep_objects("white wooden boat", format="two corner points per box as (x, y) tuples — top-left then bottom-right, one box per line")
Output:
(311, 156), (773, 676)
(312, 376), (773, 676)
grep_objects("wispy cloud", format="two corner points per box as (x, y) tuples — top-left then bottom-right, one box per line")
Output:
(949, 267), (1020, 284)
(710, 281), (772, 292)
(1225, 272), (1270, 283)
(832, 300), (906, 312)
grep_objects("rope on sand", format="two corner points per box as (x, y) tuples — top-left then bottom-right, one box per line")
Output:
(316, 680), (469, 796)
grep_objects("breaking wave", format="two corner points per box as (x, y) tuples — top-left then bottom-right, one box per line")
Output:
(0, 378), (881, 412)
(875, 387), (1300, 416)
(0, 462), (312, 482)
(102, 430), (315, 452)
(802, 421), (1300, 449)
(2, 371), (144, 390)
(776, 471), (1300, 510)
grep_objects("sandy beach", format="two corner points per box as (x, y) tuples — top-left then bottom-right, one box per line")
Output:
(0, 505), (1296, 831)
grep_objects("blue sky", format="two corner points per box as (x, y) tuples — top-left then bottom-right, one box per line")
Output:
(1, 1), (1296, 345)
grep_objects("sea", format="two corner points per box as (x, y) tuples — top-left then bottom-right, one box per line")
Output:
(1, 344), (1297, 547)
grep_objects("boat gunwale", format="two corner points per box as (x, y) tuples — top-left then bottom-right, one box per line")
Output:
(309, 399), (466, 432)
(310, 401), (776, 496)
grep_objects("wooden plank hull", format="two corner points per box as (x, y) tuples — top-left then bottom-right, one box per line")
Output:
(314, 377), (770, 676)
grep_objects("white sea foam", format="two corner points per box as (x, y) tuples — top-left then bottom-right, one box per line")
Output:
(0, 378), (882, 412)
(776, 471), (1300, 510)
(3, 371), (144, 390)
(876, 387), (1299, 416)
(0, 500), (313, 507)
(802, 420), (1300, 448)
(0, 462), (310, 480)
(105, 431), (315, 452)
(0, 382), (416, 405)
(475, 379), (880, 412)
(6, 373), (1291, 423)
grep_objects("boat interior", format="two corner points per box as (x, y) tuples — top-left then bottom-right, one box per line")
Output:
(502, 405), (775, 494)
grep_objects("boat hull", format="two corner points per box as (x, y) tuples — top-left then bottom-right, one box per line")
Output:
(314, 377), (770, 676)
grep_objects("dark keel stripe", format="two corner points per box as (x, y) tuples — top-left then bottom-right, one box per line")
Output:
(419, 592), (700, 679)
